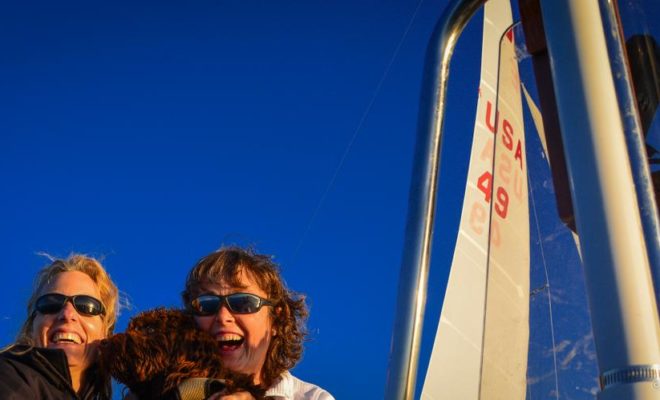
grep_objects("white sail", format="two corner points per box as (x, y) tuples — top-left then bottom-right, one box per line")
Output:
(420, 0), (530, 398)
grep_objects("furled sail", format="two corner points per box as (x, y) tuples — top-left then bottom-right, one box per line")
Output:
(420, 0), (529, 398)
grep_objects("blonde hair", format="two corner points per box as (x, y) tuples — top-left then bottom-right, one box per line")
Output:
(15, 254), (119, 345)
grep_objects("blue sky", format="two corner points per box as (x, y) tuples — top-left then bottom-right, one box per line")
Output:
(5, 0), (652, 398)
(0, 1), (482, 398)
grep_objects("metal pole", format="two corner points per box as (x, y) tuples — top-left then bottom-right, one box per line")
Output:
(540, 0), (660, 398)
(385, 0), (485, 398)
(599, 0), (660, 321)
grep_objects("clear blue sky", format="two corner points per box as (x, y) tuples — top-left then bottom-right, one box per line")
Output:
(0, 1), (480, 398)
(1, 0), (628, 398)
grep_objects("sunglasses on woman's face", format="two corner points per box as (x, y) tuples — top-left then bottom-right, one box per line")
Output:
(34, 293), (106, 317)
(190, 293), (274, 315)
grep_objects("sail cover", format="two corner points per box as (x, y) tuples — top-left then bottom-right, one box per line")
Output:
(421, 0), (530, 398)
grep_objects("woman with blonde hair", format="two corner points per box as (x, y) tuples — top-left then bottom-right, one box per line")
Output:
(0, 254), (119, 399)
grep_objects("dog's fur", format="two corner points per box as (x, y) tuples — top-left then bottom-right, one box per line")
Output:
(98, 308), (265, 400)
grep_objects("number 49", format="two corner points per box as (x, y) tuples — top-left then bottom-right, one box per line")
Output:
(476, 171), (509, 219)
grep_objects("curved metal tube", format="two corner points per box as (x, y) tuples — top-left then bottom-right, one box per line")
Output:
(384, 0), (486, 399)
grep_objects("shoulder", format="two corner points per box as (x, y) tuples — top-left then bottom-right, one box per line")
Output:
(0, 347), (43, 397)
(289, 373), (335, 400)
(0, 345), (39, 372)
(267, 371), (335, 400)
(0, 345), (75, 399)
(1, 345), (69, 375)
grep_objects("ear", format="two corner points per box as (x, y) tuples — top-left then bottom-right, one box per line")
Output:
(270, 306), (282, 337)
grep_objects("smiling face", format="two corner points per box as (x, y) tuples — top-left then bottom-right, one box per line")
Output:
(193, 270), (275, 383)
(31, 270), (106, 378)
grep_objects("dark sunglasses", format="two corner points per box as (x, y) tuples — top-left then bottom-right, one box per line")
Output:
(190, 293), (274, 315)
(35, 293), (106, 317)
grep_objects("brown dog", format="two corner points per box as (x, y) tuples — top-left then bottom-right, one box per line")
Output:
(98, 308), (265, 400)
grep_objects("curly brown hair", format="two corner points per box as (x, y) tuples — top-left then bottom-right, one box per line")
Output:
(98, 308), (264, 399)
(181, 246), (308, 388)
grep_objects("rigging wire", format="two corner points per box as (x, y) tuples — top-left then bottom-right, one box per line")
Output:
(479, 20), (560, 398)
(478, 21), (515, 399)
(291, 0), (427, 263)
(528, 166), (561, 399)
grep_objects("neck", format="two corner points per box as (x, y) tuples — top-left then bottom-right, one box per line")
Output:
(69, 366), (84, 394)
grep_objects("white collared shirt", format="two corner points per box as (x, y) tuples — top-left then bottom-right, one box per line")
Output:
(265, 371), (335, 400)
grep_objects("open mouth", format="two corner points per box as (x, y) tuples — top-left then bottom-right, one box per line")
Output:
(218, 334), (244, 351)
(50, 332), (83, 345)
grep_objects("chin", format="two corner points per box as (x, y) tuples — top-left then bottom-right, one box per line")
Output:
(61, 348), (88, 368)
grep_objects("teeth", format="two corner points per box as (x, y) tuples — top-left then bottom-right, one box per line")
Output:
(52, 332), (82, 344)
(218, 334), (242, 342)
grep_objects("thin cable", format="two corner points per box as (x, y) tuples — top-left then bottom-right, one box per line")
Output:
(478, 21), (514, 399)
(528, 165), (560, 399)
(291, 0), (426, 262)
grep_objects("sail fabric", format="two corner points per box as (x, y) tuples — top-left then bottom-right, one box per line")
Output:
(420, 0), (530, 398)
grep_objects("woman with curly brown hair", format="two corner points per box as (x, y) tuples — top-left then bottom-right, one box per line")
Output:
(182, 246), (334, 400)
(0, 254), (119, 400)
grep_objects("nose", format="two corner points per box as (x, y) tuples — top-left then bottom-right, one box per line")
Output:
(57, 300), (78, 321)
(216, 301), (235, 322)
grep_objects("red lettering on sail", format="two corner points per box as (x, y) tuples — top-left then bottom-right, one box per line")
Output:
(480, 137), (494, 162)
(469, 202), (486, 235)
(485, 100), (498, 134)
(515, 140), (523, 170)
(498, 154), (512, 185)
(502, 119), (513, 151)
(514, 170), (523, 201)
(490, 220), (501, 247)
(477, 171), (492, 203)
(495, 187), (509, 218)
